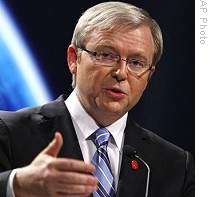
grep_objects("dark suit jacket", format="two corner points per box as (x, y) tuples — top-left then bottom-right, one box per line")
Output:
(0, 95), (195, 197)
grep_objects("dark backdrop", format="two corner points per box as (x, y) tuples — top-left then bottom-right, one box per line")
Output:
(3, 0), (195, 157)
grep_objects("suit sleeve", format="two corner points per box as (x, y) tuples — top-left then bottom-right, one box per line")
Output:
(182, 151), (195, 197)
(0, 171), (12, 196)
(0, 117), (12, 196)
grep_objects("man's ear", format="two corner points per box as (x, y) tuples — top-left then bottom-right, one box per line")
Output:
(147, 65), (156, 82)
(67, 45), (77, 74)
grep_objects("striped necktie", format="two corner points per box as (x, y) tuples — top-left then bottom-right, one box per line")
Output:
(91, 127), (116, 197)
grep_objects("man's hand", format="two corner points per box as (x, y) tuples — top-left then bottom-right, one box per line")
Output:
(13, 132), (98, 197)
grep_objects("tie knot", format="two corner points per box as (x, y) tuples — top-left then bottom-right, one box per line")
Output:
(91, 127), (110, 148)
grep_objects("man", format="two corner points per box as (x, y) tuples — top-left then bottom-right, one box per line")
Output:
(0, 1), (194, 197)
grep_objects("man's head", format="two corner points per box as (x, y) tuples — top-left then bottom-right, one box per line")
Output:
(67, 1), (163, 126)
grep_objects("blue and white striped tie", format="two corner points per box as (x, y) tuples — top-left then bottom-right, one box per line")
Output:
(91, 128), (116, 197)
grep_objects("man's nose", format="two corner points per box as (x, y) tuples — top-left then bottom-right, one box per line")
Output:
(111, 59), (128, 81)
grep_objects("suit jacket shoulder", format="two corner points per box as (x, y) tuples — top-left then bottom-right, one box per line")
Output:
(0, 94), (83, 196)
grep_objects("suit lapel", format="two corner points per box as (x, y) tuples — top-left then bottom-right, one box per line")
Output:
(117, 117), (151, 197)
(35, 94), (83, 160)
(34, 95), (92, 195)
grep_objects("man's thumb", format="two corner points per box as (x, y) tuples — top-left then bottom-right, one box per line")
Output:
(42, 132), (63, 157)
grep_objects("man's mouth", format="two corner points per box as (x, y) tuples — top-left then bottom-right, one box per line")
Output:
(105, 88), (126, 100)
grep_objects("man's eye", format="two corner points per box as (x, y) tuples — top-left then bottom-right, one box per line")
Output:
(100, 51), (113, 59)
(131, 60), (145, 67)
(96, 51), (115, 60)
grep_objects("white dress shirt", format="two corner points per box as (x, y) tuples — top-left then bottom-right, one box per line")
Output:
(7, 90), (127, 196)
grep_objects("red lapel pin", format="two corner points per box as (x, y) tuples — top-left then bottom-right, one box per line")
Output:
(131, 159), (139, 170)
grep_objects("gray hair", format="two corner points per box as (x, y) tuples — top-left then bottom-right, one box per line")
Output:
(71, 1), (163, 88)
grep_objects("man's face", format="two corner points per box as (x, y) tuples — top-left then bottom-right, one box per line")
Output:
(68, 25), (154, 126)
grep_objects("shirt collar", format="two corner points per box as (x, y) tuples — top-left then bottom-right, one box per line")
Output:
(65, 89), (127, 150)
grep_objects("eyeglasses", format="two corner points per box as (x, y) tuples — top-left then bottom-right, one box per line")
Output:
(78, 47), (152, 77)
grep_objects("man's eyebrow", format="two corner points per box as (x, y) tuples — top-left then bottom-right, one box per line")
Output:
(95, 43), (116, 50)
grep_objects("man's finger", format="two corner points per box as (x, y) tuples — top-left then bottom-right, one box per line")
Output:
(51, 158), (96, 174)
(41, 132), (63, 157)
